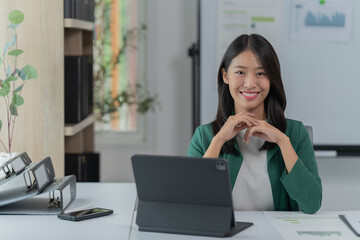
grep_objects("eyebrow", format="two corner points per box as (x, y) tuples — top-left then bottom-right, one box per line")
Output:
(232, 66), (264, 70)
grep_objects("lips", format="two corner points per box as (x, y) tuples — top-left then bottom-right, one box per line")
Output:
(240, 91), (260, 100)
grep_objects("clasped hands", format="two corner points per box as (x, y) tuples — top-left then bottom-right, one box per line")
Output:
(215, 112), (287, 145)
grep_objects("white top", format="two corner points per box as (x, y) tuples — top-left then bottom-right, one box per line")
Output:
(232, 130), (274, 211)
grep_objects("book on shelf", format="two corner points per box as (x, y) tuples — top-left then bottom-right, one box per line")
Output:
(64, 0), (95, 22)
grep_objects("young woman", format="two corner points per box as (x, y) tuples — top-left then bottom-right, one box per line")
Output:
(188, 34), (322, 214)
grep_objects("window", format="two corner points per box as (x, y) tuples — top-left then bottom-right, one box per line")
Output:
(94, 0), (147, 134)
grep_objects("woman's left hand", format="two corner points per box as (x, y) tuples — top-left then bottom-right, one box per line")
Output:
(244, 120), (299, 174)
(242, 120), (287, 144)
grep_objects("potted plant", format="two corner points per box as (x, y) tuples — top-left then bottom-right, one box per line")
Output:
(0, 9), (38, 160)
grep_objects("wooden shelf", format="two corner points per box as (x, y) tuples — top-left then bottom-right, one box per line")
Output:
(64, 18), (94, 31)
(64, 114), (96, 137)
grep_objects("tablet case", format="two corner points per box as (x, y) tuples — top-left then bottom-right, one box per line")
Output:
(131, 154), (253, 238)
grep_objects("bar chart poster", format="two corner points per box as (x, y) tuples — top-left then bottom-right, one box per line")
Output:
(291, 0), (353, 42)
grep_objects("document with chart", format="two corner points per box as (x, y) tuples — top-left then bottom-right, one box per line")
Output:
(265, 211), (358, 240)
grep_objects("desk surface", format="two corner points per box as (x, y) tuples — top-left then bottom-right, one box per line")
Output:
(129, 211), (284, 240)
(0, 183), (137, 240)
(0, 183), (357, 240)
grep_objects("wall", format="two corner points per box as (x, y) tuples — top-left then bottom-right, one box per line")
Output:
(318, 156), (360, 211)
(96, 0), (196, 182)
(0, 0), (64, 177)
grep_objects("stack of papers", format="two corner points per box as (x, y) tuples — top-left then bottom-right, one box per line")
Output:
(265, 211), (359, 240)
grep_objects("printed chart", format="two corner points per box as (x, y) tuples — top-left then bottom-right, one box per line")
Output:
(265, 212), (358, 240)
(291, 0), (353, 42)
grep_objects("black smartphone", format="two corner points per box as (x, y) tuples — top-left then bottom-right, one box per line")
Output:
(57, 207), (113, 221)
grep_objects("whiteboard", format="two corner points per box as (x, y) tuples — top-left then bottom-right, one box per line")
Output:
(200, 0), (360, 146)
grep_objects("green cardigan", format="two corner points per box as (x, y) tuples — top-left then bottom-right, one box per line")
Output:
(188, 118), (322, 214)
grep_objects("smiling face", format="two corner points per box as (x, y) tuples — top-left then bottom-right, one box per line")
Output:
(222, 49), (270, 120)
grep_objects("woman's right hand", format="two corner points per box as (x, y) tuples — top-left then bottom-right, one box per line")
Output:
(214, 112), (258, 144)
(204, 112), (258, 158)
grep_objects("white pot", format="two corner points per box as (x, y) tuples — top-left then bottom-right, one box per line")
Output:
(0, 152), (19, 166)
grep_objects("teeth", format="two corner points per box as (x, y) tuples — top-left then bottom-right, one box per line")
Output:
(242, 92), (257, 97)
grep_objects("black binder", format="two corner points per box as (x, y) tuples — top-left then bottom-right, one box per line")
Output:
(131, 155), (253, 238)
(64, 0), (94, 22)
(65, 153), (100, 182)
(64, 0), (76, 19)
(65, 56), (82, 123)
(64, 56), (93, 123)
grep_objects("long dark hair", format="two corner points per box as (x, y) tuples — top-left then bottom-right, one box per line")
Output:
(211, 34), (287, 154)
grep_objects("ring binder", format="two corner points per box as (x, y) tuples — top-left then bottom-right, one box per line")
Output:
(0, 152), (32, 181)
(0, 175), (77, 214)
(46, 175), (77, 211)
(0, 157), (56, 207)
(0, 153), (77, 214)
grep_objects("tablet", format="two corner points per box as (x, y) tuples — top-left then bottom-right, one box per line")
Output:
(131, 154), (253, 237)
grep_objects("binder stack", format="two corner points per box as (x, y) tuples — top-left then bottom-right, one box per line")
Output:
(0, 152), (76, 214)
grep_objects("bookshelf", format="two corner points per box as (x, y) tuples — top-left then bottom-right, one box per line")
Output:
(64, 114), (96, 137)
(64, 16), (95, 155)
(64, 18), (94, 31)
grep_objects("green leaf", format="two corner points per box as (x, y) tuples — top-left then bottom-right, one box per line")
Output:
(12, 93), (24, 106)
(8, 10), (24, 25)
(19, 65), (38, 80)
(6, 65), (10, 77)
(14, 68), (20, 75)
(8, 49), (23, 57)
(0, 120), (2, 131)
(4, 76), (18, 84)
(0, 88), (10, 97)
(2, 82), (10, 89)
(14, 85), (23, 92)
(9, 35), (16, 47)
(10, 104), (18, 116)
(7, 76), (18, 81)
(3, 42), (10, 56)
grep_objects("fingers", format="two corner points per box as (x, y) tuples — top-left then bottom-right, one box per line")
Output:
(243, 127), (263, 143)
(242, 121), (280, 144)
(243, 127), (252, 144)
(232, 113), (258, 128)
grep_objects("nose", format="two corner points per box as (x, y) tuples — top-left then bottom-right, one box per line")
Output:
(243, 73), (256, 89)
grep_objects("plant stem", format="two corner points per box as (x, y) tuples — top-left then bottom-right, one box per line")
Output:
(8, 28), (19, 153)
(7, 114), (11, 153)
(0, 139), (8, 153)
(3, 94), (10, 153)
(10, 82), (25, 151)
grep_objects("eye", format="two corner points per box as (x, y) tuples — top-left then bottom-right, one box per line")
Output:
(256, 72), (266, 77)
(235, 71), (245, 76)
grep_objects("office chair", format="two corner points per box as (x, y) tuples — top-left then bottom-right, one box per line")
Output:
(305, 125), (313, 145)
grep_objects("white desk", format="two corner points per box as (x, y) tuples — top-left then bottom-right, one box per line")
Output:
(0, 183), (137, 240)
(0, 183), (357, 240)
(129, 211), (284, 240)
(129, 210), (358, 240)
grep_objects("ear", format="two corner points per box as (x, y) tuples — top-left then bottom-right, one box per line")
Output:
(222, 68), (229, 84)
